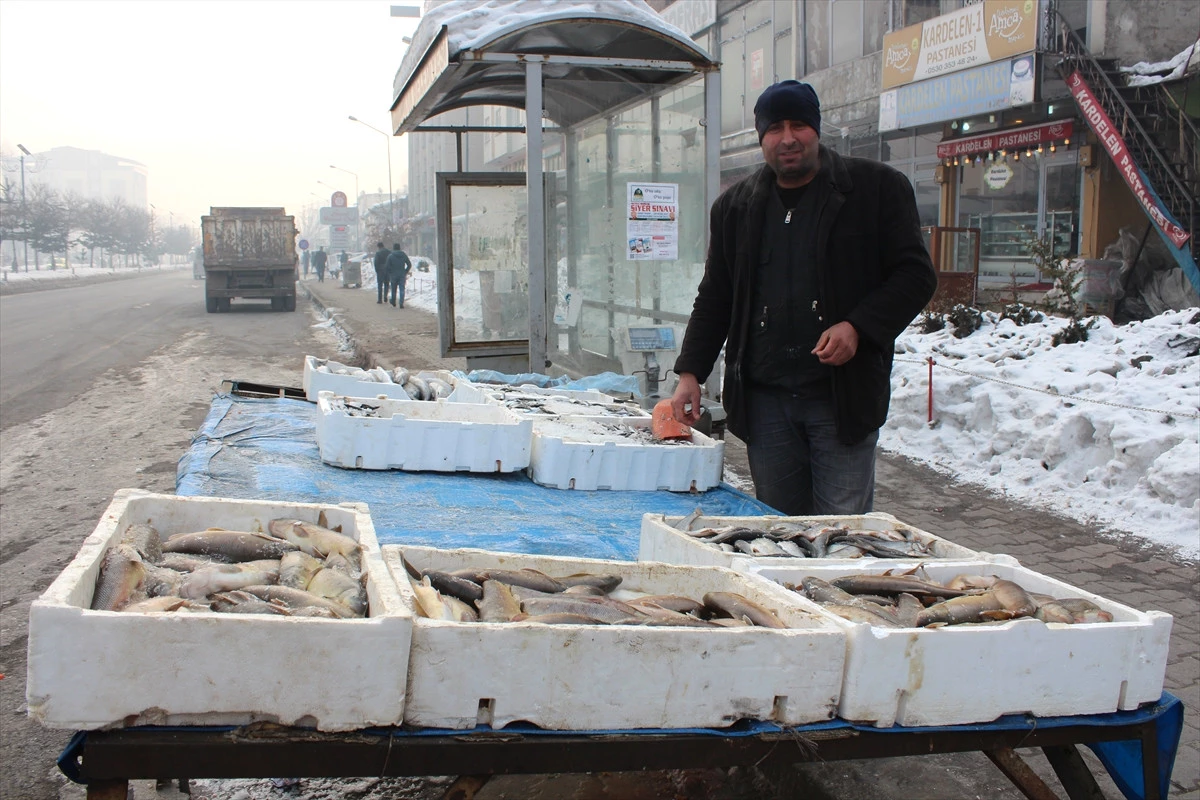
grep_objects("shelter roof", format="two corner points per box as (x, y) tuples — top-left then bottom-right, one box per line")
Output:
(390, 0), (716, 134)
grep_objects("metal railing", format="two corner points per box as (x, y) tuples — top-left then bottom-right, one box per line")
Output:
(1050, 11), (1198, 261)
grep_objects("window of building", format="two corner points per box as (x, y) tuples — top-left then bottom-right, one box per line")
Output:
(805, 0), (830, 72)
(863, 0), (888, 54)
(830, 0), (863, 65)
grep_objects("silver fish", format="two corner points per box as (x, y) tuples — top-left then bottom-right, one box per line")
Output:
(703, 592), (788, 629)
(163, 530), (298, 561)
(91, 544), (145, 611)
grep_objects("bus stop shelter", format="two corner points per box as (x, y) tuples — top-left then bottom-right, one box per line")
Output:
(389, 0), (720, 386)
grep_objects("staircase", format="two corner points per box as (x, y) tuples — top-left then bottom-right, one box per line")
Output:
(1050, 13), (1199, 269)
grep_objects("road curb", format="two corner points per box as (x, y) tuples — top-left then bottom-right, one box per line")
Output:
(299, 282), (396, 374)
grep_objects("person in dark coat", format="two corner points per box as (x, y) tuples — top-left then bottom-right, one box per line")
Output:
(384, 242), (412, 307)
(670, 80), (937, 516)
(372, 242), (391, 304)
(300, 249), (310, 278)
(311, 246), (328, 283)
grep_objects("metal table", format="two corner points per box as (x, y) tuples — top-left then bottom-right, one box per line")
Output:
(62, 693), (1183, 800)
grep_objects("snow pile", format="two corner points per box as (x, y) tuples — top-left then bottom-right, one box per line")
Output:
(885, 308), (1200, 557)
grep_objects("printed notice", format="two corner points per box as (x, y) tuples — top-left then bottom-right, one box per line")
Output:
(626, 182), (678, 261)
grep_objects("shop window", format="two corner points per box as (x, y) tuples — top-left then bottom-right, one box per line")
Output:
(901, 0), (940, 27)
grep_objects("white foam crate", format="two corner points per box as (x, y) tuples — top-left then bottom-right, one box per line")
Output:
(303, 355), (409, 402)
(383, 545), (846, 730)
(315, 391), (532, 472)
(747, 560), (1173, 727)
(528, 416), (723, 491)
(481, 384), (649, 419)
(26, 489), (411, 732)
(639, 512), (1014, 569)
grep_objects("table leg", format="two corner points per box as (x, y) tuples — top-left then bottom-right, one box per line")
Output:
(441, 775), (490, 800)
(1042, 745), (1105, 800)
(1141, 725), (1162, 800)
(985, 747), (1062, 800)
(86, 780), (128, 800)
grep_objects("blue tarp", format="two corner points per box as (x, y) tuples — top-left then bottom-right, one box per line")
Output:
(176, 393), (772, 559)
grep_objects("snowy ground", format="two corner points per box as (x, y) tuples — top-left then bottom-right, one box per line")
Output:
(886, 308), (1199, 559)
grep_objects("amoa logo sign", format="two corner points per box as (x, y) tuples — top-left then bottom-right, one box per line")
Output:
(988, 0), (1033, 42)
(885, 38), (917, 72)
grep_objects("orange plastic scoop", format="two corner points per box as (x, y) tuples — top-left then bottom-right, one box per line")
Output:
(650, 398), (693, 441)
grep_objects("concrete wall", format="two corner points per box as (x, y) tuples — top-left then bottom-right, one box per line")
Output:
(1098, 0), (1200, 65)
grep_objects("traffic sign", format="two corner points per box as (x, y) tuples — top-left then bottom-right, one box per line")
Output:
(298, 239), (309, 250)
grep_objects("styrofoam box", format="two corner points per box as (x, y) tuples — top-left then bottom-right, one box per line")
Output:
(315, 391), (532, 472)
(747, 560), (1173, 727)
(26, 489), (411, 732)
(303, 354), (410, 402)
(383, 545), (846, 730)
(639, 512), (1016, 569)
(528, 416), (724, 491)
(481, 384), (649, 419)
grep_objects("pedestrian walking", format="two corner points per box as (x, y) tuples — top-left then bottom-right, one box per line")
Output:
(311, 246), (328, 283)
(373, 242), (391, 304)
(384, 242), (412, 308)
(670, 79), (936, 516)
(335, 249), (348, 280)
(300, 249), (310, 278)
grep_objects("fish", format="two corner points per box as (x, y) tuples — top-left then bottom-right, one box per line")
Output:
(627, 604), (718, 627)
(121, 596), (198, 613)
(991, 579), (1037, 617)
(474, 569), (565, 594)
(1034, 599), (1077, 624)
(279, 551), (323, 590)
(521, 596), (641, 624)
(239, 585), (359, 619)
(210, 590), (293, 615)
(409, 575), (454, 620)
(831, 575), (966, 598)
(703, 592), (788, 629)
(895, 593), (924, 628)
(626, 595), (706, 616)
(675, 508), (703, 532)
(159, 552), (233, 571)
(163, 530), (298, 561)
(916, 591), (1005, 627)
(556, 573), (623, 593)
(307, 567), (367, 615)
(120, 522), (162, 564)
(823, 603), (904, 628)
(142, 564), (185, 598)
(1054, 597), (1114, 623)
(946, 574), (1000, 591)
(478, 580), (523, 622)
(735, 538), (786, 557)
(798, 577), (858, 605)
(563, 584), (606, 596)
(267, 519), (361, 564)
(91, 544), (146, 611)
(323, 552), (358, 577)
(179, 562), (280, 600)
(444, 595), (478, 622)
(709, 617), (754, 628)
(424, 570), (484, 604)
(517, 613), (605, 625)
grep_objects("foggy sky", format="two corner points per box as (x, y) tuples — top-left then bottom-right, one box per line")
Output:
(0, 0), (418, 227)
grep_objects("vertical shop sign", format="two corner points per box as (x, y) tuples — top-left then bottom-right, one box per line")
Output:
(626, 183), (679, 261)
(750, 49), (764, 90)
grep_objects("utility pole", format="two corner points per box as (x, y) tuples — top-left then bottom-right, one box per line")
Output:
(17, 144), (30, 271)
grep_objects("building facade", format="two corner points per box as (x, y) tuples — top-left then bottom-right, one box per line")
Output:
(22, 146), (148, 209)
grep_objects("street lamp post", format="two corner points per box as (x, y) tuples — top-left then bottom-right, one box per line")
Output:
(17, 144), (30, 271)
(349, 115), (395, 228)
(329, 165), (360, 250)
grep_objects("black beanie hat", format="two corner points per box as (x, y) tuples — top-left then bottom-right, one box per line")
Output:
(754, 80), (821, 143)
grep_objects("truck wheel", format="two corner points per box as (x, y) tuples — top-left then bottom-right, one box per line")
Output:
(271, 297), (283, 311)
(206, 295), (218, 313)
(284, 294), (296, 312)
(218, 297), (231, 312)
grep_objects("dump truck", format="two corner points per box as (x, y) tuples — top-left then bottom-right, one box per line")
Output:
(201, 207), (298, 312)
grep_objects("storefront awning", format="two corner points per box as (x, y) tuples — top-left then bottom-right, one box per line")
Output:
(389, 0), (717, 135)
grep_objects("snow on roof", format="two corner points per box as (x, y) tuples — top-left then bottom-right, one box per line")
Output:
(391, 0), (713, 113)
(1120, 37), (1200, 87)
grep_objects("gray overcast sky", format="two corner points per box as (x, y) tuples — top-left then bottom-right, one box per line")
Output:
(0, 0), (419, 226)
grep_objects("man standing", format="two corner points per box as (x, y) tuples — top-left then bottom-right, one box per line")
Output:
(373, 241), (391, 304)
(670, 80), (936, 516)
(311, 246), (328, 283)
(384, 242), (412, 308)
(300, 249), (310, 279)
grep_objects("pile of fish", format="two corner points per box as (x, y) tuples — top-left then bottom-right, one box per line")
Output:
(484, 387), (646, 418)
(790, 572), (1114, 628)
(401, 556), (791, 628)
(391, 367), (454, 401)
(90, 518), (368, 618)
(313, 359), (393, 384)
(675, 511), (955, 559)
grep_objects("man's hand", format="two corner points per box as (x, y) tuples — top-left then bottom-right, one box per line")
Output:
(671, 372), (703, 424)
(812, 321), (859, 365)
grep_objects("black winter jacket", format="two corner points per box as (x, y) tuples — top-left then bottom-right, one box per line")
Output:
(673, 146), (937, 445)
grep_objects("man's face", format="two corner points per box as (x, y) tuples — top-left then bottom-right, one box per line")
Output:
(760, 120), (820, 188)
